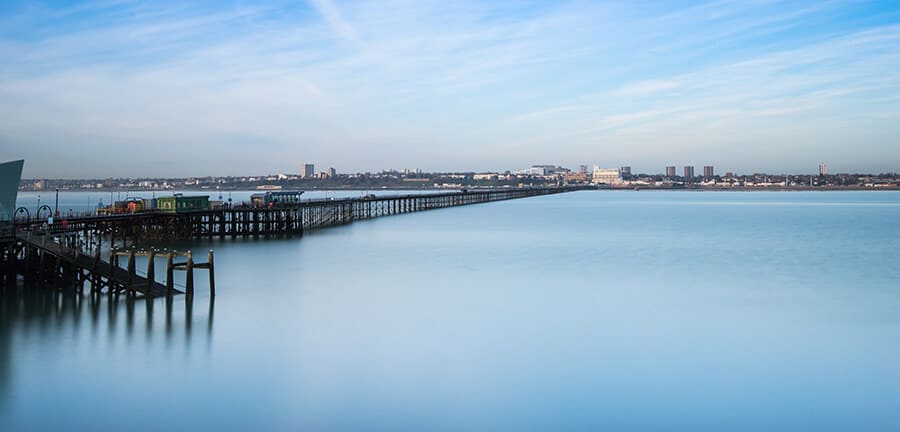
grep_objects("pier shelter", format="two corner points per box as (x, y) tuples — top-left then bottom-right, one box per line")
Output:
(157, 195), (210, 213)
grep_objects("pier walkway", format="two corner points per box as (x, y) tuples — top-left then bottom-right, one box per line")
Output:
(4, 186), (585, 297)
(11, 231), (185, 298)
(16, 186), (587, 244)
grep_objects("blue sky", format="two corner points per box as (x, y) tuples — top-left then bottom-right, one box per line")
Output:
(1, 0), (899, 177)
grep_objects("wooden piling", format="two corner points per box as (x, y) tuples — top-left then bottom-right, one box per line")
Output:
(39, 249), (46, 282)
(166, 253), (174, 296)
(127, 250), (135, 295)
(208, 250), (215, 297)
(90, 249), (99, 292)
(109, 249), (116, 280)
(147, 251), (156, 287)
(185, 250), (194, 297)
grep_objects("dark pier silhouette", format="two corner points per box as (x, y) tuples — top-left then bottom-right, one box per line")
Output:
(3, 186), (585, 298)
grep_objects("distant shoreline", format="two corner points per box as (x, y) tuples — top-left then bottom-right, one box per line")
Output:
(16, 185), (900, 194)
(606, 186), (900, 192)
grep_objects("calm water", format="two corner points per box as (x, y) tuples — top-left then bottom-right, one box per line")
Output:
(3, 191), (900, 431)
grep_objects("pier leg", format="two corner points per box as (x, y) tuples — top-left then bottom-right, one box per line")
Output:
(127, 251), (135, 297)
(91, 249), (100, 294)
(166, 254), (174, 296)
(39, 249), (46, 284)
(147, 251), (155, 289)
(208, 250), (215, 298)
(53, 255), (60, 290)
(186, 251), (194, 297)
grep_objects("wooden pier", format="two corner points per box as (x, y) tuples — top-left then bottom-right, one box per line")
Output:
(1, 231), (213, 299)
(18, 186), (584, 244)
(4, 186), (585, 297)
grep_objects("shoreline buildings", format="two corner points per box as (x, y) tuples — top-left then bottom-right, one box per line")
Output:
(592, 166), (622, 185)
(302, 164), (315, 178)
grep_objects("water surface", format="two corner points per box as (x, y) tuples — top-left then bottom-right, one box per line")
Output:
(2, 191), (900, 431)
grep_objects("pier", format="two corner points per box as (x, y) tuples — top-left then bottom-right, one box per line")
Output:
(16, 186), (585, 244)
(1, 230), (214, 299)
(4, 186), (585, 297)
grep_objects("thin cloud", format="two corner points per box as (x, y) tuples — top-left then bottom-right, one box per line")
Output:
(611, 80), (680, 97)
(307, 0), (358, 41)
(0, 0), (898, 177)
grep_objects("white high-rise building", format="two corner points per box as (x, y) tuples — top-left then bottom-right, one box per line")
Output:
(592, 166), (622, 185)
(819, 163), (827, 176)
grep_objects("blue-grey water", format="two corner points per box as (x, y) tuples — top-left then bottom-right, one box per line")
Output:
(3, 190), (900, 431)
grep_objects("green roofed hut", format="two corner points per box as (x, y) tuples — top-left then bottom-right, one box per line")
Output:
(157, 194), (210, 213)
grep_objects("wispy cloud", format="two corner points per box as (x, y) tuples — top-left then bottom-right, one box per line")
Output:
(611, 80), (680, 97)
(0, 0), (899, 176)
(307, 0), (358, 42)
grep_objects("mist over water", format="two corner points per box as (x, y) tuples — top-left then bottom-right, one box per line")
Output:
(3, 191), (900, 431)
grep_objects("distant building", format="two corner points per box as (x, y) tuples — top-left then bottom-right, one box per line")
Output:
(564, 172), (590, 183)
(578, 165), (589, 175)
(473, 173), (498, 180)
(684, 166), (695, 179)
(302, 164), (315, 178)
(703, 166), (714, 177)
(592, 166), (622, 185)
(327, 167), (337, 177)
(666, 166), (676, 177)
(819, 163), (827, 176)
(620, 166), (632, 177)
(513, 165), (556, 176)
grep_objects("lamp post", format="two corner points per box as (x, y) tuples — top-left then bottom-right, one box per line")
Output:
(55, 188), (59, 218)
(36, 195), (40, 220)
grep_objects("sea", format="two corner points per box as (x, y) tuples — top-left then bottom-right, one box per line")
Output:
(2, 190), (900, 431)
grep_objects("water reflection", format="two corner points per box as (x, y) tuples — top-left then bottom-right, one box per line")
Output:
(0, 285), (213, 406)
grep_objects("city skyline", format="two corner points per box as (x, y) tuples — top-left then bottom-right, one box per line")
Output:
(2, 1), (900, 177)
(16, 160), (894, 183)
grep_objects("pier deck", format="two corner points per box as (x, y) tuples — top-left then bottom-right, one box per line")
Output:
(16, 186), (587, 244)
(5, 186), (586, 297)
(12, 232), (184, 298)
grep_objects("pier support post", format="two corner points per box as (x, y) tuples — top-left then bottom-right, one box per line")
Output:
(147, 251), (156, 288)
(166, 253), (174, 296)
(91, 248), (100, 293)
(38, 250), (46, 284)
(109, 249), (116, 278)
(127, 251), (135, 296)
(208, 250), (215, 298)
(186, 250), (194, 297)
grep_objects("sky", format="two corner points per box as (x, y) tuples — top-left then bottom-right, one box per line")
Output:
(1, 0), (899, 178)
